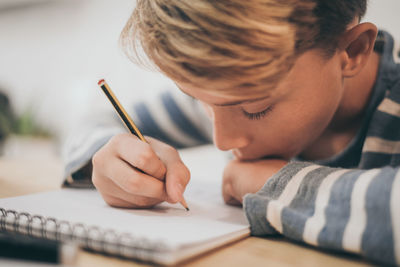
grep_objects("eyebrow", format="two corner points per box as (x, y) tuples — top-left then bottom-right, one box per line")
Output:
(212, 98), (268, 106)
(178, 86), (269, 106)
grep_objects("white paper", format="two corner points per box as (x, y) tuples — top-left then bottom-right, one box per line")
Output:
(0, 146), (250, 259)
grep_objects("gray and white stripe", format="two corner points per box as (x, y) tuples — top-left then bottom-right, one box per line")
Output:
(143, 96), (199, 147)
(363, 137), (400, 154)
(341, 168), (381, 253)
(378, 98), (400, 118)
(302, 169), (350, 246)
(266, 165), (320, 233)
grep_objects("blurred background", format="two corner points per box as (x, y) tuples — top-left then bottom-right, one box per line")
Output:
(0, 0), (399, 149)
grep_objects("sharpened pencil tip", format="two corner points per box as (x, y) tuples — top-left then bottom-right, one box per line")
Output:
(180, 197), (189, 211)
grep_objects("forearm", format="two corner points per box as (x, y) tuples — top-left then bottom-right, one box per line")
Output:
(62, 112), (125, 186)
(244, 161), (400, 265)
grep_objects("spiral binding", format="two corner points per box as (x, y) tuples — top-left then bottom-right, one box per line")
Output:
(0, 207), (170, 262)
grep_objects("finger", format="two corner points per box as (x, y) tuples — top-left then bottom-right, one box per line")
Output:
(102, 192), (161, 209)
(104, 193), (162, 209)
(165, 161), (191, 203)
(146, 138), (191, 203)
(109, 134), (167, 180)
(225, 196), (242, 206)
(102, 156), (168, 199)
(222, 179), (242, 206)
(102, 194), (161, 209)
(93, 170), (164, 208)
(100, 193), (136, 208)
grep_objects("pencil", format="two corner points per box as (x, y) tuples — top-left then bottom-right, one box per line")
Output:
(98, 79), (189, 211)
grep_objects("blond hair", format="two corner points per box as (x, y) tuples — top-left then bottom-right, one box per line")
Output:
(121, 0), (366, 97)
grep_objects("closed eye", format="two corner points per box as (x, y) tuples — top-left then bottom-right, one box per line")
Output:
(242, 106), (273, 120)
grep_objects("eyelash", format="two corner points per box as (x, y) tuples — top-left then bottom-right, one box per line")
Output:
(242, 106), (273, 120)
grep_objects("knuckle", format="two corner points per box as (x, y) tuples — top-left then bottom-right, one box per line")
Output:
(136, 147), (154, 167)
(109, 134), (132, 153)
(109, 133), (128, 145)
(91, 172), (109, 193)
(155, 141), (175, 155)
(108, 135), (121, 149)
(163, 144), (177, 156)
(92, 151), (104, 168)
(124, 176), (142, 194)
(154, 164), (166, 179)
(91, 173), (100, 188)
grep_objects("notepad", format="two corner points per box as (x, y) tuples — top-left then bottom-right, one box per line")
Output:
(0, 147), (250, 265)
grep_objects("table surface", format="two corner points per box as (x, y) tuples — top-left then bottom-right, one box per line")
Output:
(0, 137), (373, 267)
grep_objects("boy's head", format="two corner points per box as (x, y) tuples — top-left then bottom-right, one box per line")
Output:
(121, 0), (377, 161)
(121, 0), (367, 98)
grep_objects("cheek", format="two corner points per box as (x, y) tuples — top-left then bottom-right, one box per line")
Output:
(243, 55), (343, 158)
(283, 82), (342, 148)
(291, 63), (343, 126)
(258, 91), (341, 157)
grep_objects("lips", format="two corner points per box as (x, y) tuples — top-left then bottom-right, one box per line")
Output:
(231, 148), (272, 161)
(232, 149), (244, 159)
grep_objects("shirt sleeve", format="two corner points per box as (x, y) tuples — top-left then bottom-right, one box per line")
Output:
(61, 89), (212, 187)
(243, 162), (400, 266)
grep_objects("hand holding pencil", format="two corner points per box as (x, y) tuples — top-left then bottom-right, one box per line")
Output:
(91, 79), (190, 210)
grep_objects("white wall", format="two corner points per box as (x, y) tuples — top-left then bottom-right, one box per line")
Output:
(364, 0), (400, 37)
(0, 0), (174, 139)
(0, 0), (398, 139)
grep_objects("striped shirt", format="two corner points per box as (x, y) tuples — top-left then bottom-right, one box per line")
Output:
(63, 31), (400, 265)
(245, 31), (400, 265)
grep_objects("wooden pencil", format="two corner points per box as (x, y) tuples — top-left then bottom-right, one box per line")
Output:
(98, 79), (189, 211)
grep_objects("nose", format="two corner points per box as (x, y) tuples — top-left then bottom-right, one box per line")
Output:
(211, 107), (250, 151)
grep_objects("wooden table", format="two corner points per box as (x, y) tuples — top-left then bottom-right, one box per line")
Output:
(0, 137), (372, 267)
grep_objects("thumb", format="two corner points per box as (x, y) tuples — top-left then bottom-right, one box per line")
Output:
(165, 162), (190, 203)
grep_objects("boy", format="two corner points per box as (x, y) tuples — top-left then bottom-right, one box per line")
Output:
(63, 0), (400, 265)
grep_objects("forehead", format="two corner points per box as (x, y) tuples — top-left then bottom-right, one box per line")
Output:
(176, 49), (329, 105)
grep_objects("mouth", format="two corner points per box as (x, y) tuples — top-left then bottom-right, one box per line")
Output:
(231, 149), (241, 158)
(232, 148), (284, 162)
(232, 149), (246, 160)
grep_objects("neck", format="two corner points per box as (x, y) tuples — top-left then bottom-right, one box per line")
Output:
(300, 51), (381, 160)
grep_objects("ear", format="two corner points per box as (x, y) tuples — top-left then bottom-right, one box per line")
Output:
(339, 22), (378, 77)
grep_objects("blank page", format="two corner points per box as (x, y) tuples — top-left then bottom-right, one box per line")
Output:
(0, 146), (250, 264)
